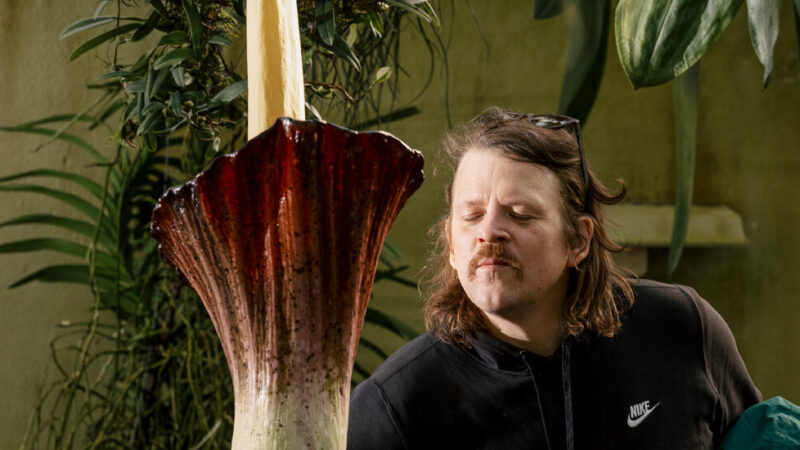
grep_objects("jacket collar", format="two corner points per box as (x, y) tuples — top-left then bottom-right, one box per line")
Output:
(465, 330), (562, 372)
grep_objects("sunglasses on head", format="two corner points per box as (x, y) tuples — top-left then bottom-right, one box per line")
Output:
(479, 111), (591, 211)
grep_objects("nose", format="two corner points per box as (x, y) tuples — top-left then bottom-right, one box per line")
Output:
(477, 209), (510, 244)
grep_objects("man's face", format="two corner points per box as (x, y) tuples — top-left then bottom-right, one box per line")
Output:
(448, 149), (578, 320)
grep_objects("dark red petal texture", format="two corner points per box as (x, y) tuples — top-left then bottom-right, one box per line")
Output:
(150, 118), (423, 446)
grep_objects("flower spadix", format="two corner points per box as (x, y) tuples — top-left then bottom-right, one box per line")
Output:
(151, 117), (423, 449)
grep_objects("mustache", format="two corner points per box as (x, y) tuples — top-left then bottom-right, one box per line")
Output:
(467, 244), (522, 278)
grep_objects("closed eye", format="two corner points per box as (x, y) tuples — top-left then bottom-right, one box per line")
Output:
(461, 212), (484, 222)
(509, 211), (534, 221)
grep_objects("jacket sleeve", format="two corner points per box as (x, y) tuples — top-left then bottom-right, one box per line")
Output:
(347, 380), (407, 450)
(685, 287), (762, 446)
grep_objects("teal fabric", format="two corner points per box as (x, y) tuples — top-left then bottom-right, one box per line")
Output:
(722, 396), (800, 450)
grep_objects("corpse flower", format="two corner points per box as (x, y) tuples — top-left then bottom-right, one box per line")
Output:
(150, 117), (424, 448)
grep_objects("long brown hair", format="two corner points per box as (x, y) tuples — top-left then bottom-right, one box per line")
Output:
(424, 107), (634, 347)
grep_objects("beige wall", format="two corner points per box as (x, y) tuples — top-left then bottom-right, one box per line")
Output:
(0, 1), (113, 447)
(2, 0), (799, 446)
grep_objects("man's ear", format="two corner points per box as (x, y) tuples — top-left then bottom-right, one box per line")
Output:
(569, 216), (594, 268)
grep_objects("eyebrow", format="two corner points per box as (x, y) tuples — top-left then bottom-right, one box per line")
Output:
(456, 198), (544, 210)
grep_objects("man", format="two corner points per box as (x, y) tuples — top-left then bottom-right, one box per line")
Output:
(347, 108), (760, 449)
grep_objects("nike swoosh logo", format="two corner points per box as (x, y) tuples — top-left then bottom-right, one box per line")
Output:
(626, 402), (660, 428)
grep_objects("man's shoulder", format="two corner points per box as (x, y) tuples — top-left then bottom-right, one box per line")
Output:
(628, 278), (708, 323)
(365, 332), (461, 386)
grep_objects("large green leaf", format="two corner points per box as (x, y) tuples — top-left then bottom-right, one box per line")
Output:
(70, 23), (141, 61)
(0, 238), (116, 267)
(0, 214), (115, 250)
(0, 170), (119, 226)
(615, 0), (744, 88)
(0, 125), (106, 163)
(0, 185), (100, 221)
(746, 0), (781, 88)
(0, 169), (104, 200)
(19, 113), (111, 132)
(8, 264), (90, 288)
(668, 63), (700, 273)
(7, 263), (127, 290)
(557, 0), (609, 125)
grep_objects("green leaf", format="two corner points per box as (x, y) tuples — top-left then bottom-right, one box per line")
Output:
(668, 63), (699, 274)
(94, 0), (111, 19)
(149, 69), (169, 98)
(329, 34), (361, 72)
(124, 78), (147, 93)
(148, 0), (170, 18)
(183, 0), (204, 58)
(19, 113), (111, 133)
(366, 10), (384, 36)
(140, 101), (165, 117)
(305, 101), (322, 120)
(137, 111), (163, 135)
(69, 23), (140, 61)
(0, 185), (100, 221)
(170, 91), (182, 116)
(534, 0), (566, 19)
(132, 11), (160, 42)
(159, 31), (190, 46)
(153, 48), (193, 70)
(60, 16), (142, 39)
(208, 34), (233, 46)
(211, 79), (247, 103)
(0, 238), (116, 267)
(0, 214), (115, 250)
(0, 125), (106, 163)
(557, 0), (609, 125)
(316, 0), (336, 46)
(374, 66), (392, 84)
(171, 66), (187, 87)
(357, 336), (389, 360)
(746, 0), (781, 88)
(9, 264), (90, 288)
(97, 70), (134, 80)
(365, 308), (418, 341)
(384, 0), (436, 25)
(615, 0), (743, 88)
(0, 169), (105, 200)
(61, 16), (114, 39)
(124, 96), (140, 122)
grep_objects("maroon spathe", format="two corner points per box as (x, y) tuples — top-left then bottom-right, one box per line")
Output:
(150, 117), (423, 446)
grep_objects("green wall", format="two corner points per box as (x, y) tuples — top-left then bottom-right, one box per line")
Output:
(1, 0), (799, 446)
